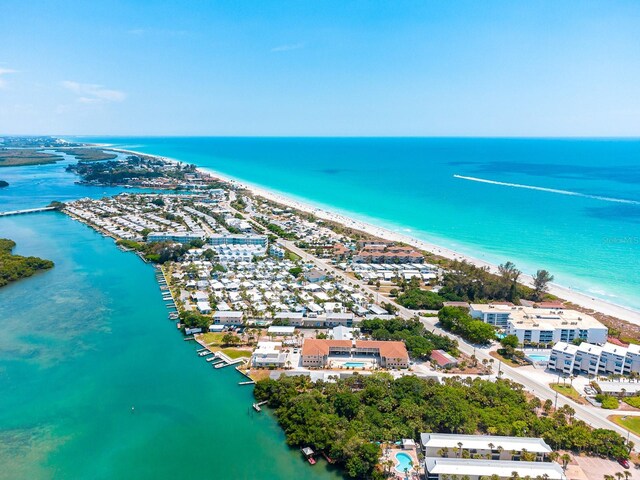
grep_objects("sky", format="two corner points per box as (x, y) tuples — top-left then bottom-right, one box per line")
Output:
(0, 0), (639, 136)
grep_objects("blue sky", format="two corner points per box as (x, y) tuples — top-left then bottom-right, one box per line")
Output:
(0, 1), (639, 136)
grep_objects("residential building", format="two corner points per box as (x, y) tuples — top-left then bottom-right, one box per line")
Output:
(424, 458), (565, 480)
(353, 244), (424, 264)
(420, 433), (562, 480)
(300, 339), (409, 369)
(430, 350), (458, 369)
(147, 231), (205, 243)
(469, 304), (608, 345)
(549, 341), (640, 377)
(251, 341), (288, 368)
(212, 310), (244, 325)
(207, 233), (268, 247)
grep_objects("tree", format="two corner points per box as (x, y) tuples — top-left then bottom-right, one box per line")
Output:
(533, 270), (554, 300)
(500, 334), (519, 349)
(222, 332), (241, 346)
(560, 453), (571, 470)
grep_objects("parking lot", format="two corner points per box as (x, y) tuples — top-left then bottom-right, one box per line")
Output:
(573, 454), (639, 479)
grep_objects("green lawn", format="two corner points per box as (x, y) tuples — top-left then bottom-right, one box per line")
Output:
(550, 383), (585, 404)
(220, 348), (251, 359)
(200, 332), (225, 345)
(611, 415), (640, 436)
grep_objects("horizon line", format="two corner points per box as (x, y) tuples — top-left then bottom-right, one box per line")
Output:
(3, 134), (640, 140)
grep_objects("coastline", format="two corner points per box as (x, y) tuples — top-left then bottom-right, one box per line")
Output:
(99, 144), (640, 325)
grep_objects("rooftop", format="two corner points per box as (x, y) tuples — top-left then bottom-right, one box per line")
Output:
(420, 433), (553, 453)
(424, 458), (565, 479)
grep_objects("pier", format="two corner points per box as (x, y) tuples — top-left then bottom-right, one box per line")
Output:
(0, 206), (56, 217)
(252, 401), (268, 412)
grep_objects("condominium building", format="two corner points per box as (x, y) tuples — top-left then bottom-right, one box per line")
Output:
(207, 234), (268, 247)
(549, 341), (640, 377)
(147, 231), (205, 243)
(300, 339), (409, 369)
(469, 304), (608, 345)
(420, 433), (564, 480)
(353, 244), (424, 264)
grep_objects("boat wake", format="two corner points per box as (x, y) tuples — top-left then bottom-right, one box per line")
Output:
(453, 174), (640, 205)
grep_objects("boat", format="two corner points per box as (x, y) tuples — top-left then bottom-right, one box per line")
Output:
(301, 447), (316, 465)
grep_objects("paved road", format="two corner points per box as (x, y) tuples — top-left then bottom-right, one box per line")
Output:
(278, 238), (640, 450)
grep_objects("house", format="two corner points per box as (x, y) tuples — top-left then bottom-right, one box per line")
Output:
(274, 312), (304, 326)
(196, 301), (212, 314)
(267, 326), (296, 336)
(305, 269), (326, 283)
(430, 350), (458, 369)
(213, 310), (244, 326)
(251, 341), (288, 368)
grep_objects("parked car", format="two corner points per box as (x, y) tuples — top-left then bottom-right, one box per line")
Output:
(618, 458), (630, 469)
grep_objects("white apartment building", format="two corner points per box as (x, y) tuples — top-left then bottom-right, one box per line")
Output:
(550, 341), (640, 377)
(469, 304), (608, 345)
(420, 433), (564, 480)
(251, 341), (288, 368)
(147, 231), (205, 243)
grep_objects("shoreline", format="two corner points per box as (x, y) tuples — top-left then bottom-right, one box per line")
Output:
(98, 144), (640, 325)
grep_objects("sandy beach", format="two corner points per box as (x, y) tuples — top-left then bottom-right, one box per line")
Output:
(108, 146), (640, 326)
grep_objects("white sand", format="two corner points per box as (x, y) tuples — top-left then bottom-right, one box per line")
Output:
(110, 147), (640, 325)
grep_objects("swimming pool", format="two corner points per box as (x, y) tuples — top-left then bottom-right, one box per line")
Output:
(527, 353), (550, 362)
(343, 362), (366, 368)
(394, 452), (413, 473)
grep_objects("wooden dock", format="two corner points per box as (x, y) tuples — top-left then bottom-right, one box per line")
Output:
(252, 401), (268, 412)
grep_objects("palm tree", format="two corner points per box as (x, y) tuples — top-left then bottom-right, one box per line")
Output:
(560, 453), (571, 470)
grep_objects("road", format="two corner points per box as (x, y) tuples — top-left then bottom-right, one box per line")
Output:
(277, 238), (640, 450)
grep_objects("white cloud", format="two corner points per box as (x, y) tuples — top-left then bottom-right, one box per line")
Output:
(0, 68), (17, 88)
(61, 80), (126, 103)
(271, 43), (305, 52)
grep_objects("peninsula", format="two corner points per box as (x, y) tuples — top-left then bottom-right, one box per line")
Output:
(58, 150), (638, 478)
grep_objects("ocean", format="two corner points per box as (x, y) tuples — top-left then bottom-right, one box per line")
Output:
(81, 137), (640, 311)
(1, 137), (639, 478)
(0, 161), (342, 479)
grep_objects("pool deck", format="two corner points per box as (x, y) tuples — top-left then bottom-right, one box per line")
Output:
(381, 446), (421, 479)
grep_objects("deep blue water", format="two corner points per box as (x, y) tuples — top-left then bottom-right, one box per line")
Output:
(76, 137), (640, 311)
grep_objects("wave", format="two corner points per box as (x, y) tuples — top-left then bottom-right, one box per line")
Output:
(453, 174), (640, 205)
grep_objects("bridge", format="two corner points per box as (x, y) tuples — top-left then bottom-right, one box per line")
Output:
(0, 206), (57, 217)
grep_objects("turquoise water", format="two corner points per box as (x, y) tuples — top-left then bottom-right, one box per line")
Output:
(343, 362), (366, 368)
(0, 161), (342, 478)
(394, 452), (413, 473)
(78, 137), (640, 311)
(526, 353), (551, 362)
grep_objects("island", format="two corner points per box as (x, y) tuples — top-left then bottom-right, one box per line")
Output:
(0, 238), (54, 287)
(0, 136), (119, 167)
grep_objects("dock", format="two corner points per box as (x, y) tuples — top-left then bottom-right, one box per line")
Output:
(252, 401), (268, 412)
